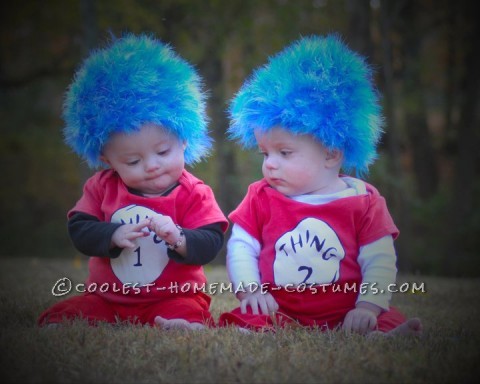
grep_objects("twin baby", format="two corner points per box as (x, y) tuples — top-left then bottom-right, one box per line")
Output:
(38, 34), (422, 337)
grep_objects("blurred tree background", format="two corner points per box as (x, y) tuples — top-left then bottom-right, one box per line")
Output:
(1, 0), (478, 276)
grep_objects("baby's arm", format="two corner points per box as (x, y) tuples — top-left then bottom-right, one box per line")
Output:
(343, 235), (397, 334)
(68, 212), (147, 257)
(149, 214), (224, 264)
(356, 235), (397, 309)
(228, 224), (279, 315)
(149, 214), (186, 256)
(69, 212), (222, 263)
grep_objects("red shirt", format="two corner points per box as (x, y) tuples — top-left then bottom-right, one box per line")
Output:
(229, 179), (398, 322)
(69, 169), (228, 304)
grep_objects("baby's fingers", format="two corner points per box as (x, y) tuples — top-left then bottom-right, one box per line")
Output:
(132, 219), (151, 233)
(149, 214), (168, 225)
(240, 298), (259, 315)
(342, 313), (354, 333)
(265, 295), (279, 313)
(257, 297), (270, 315)
(117, 238), (137, 249)
(122, 230), (150, 248)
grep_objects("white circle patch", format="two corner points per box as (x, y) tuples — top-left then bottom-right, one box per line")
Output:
(273, 217), (345, 286)
(110, 205), (169, 286)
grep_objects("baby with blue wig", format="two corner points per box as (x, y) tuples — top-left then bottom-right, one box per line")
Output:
(38, 34), (228, 330)
(219, 35), (422, 336)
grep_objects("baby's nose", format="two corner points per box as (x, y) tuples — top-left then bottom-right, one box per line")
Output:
(144, 157), (160, 172)
(264, 156), (278, 169)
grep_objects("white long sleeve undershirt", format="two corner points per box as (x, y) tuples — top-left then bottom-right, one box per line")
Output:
(227, 177), (397, 310)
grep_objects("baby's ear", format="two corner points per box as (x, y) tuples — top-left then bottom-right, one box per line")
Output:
(325, 149), (343, 168)
(100, 155), (111, 167)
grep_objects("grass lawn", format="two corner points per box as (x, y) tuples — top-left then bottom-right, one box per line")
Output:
(1, 256), (479, 383)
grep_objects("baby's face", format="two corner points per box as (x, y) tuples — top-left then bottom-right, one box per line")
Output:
(101, 124), (185, 196)
(255, 127), (343, 196)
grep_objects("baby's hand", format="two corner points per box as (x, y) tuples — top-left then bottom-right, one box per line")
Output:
(111, 219), (150, 249)
(148, 214), (182, 246)
(342, 302), (381, 335)
(238, 290), (279, 316)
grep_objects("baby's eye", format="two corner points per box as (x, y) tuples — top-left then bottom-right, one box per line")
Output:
(259, 151), (268, 158)
(127, 160), (140, 166)
(280, 150), (292, 156)
(157, 150), (169, 156)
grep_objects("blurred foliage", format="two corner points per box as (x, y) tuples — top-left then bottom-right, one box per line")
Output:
(1, 0), (479, 276)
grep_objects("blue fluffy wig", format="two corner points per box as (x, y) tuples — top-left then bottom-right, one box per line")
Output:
(63, 33), (211, 168)
(228, 34), (383, 175)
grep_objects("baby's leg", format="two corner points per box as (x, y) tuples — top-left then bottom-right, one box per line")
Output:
(386, 317), (423, 336)
(154, 315), (206, 330)
(37, 294), (116, 326)
(368, 317), (423, 338)
(147, 294), (213, 330)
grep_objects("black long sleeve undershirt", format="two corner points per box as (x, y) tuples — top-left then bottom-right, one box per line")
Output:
(68, 212), (224, 265)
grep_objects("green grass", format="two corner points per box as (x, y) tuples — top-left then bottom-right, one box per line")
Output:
(1, 257), (479, 383)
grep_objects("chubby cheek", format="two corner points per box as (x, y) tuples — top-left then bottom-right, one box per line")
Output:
(285, 168), (312, 190)
(261, 163), (268, 177)
(121, 169), (144, 184)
